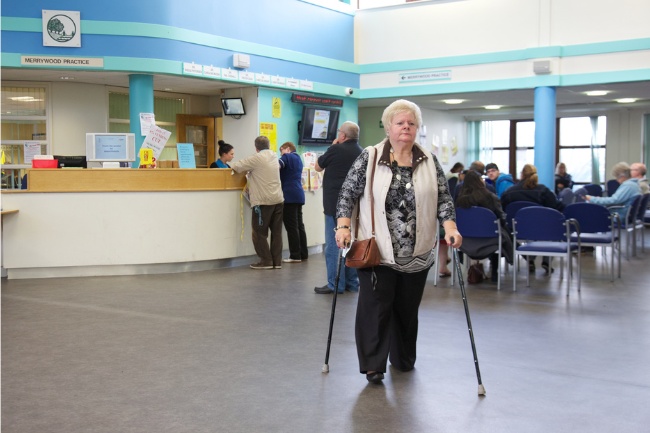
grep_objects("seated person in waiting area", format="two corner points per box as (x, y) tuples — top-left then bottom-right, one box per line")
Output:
(485, 162), (514, 198)
(453, 161), (497, 201)
(587, 162), (641, 222)
(455, 171), (514, 282)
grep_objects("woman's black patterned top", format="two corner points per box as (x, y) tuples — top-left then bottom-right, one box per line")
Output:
(336, 147), (455, 273)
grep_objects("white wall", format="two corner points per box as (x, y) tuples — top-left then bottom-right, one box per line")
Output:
(355, 0), (650, 64)
(51, 82), (108, 156)
(420, 107), (468, 171)
(605, 108), (647, 176)
(221, 87), (260, 160)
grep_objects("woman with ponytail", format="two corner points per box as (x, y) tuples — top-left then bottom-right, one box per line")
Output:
(210, 140), (234, 168)
(500, 164), (565, 273)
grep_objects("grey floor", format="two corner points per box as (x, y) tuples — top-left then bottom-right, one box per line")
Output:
(3, 239), (650, 433)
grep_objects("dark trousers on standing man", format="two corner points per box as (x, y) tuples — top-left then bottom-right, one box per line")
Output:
(282, 203), (308, 261)
(355, 265), (430, 373)
(251, 203), (284, 267)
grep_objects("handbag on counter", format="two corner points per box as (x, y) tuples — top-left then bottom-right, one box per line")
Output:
(346, 149), (381, 269)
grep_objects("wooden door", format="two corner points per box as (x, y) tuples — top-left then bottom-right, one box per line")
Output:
(176, 114), (215, 168)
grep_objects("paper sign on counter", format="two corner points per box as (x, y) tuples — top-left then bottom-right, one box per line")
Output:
(139, 125), (171, 166)
(23, 142), (42, 164)
(176, 143), (196, 169)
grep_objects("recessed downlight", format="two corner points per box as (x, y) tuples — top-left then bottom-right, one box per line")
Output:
(444, 99), (464, 104)
(164, 88), (173, 91)
(485, 105), (502, 110)
(586, 90), (608, 96)
(616, 98), (637, 103)
(60, 76), (75, 80)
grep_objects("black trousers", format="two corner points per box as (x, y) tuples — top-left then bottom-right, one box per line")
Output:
(251, 203), (284, 267)
(355, 265), (430, 374)
(282, 203), (308, 260)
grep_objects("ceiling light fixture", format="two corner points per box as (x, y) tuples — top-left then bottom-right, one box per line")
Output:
(585, 90), (608, 96)
(60, 76), (75, 80)
(616, 98), (637, 103)
(163, 88), (173, 91)
(444, 99), (464, 104)
(485, 105), (502, 110)
(10, 97), (44, 102)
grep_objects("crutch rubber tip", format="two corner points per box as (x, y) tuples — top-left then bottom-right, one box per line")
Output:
(322, 364), (329, 373)
(478, 384), (486, 395)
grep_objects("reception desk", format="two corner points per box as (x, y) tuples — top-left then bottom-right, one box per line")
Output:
(1, 169), (325, 279)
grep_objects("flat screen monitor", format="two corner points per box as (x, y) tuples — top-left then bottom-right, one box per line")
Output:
(221, 98), (246, 116)
(85, 133), (136, 162)
(54, 155), (87, 168)
(299, 106), (340, 146)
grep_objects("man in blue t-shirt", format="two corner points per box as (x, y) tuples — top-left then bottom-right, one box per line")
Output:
(314, 121), (363, 294)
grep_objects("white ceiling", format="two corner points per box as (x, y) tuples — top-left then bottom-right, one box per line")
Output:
(2, 67), (649, 116)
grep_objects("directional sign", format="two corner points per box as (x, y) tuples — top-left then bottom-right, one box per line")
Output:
(399, 70), (451, 83)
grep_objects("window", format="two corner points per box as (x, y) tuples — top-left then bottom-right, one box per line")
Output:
(108, 91), (185, 160)
(1, 84), (51, 190)
(477, 117), (607, 187)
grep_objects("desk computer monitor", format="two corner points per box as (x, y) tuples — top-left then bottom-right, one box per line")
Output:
(86, 133), (136, 163)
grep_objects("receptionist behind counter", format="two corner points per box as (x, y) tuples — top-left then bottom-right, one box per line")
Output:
(210, 140), (234, 168)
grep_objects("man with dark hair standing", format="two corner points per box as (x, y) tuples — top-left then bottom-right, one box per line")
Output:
(231, 136), (285, 270)
(314, 121), (363, 294)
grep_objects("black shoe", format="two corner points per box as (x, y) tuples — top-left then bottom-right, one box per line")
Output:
(529, 262), (536, 273)
(366, 372), (384, 383)
(314, 285), (335, 294)
(491, 269), (498, 282)
(541, 262), (555, 274)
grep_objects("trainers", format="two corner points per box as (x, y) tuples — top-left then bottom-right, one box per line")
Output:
(274, 265), (282, 269)
(250, 263), (273, 270)
(282, 258), (302, 263)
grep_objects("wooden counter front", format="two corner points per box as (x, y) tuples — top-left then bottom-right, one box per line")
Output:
(24, 168), (247, 192)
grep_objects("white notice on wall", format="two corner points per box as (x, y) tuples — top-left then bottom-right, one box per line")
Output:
(239, 71), (255, 83)
(204, 66), (221, 78)
(271, 76), (286, 87)
(286, 78), (300, 89)
(222, 69), (238, 80)
(139, 125), (171, 166)
(300, 80), (313, 91)
(24, 142), (42, 164)
(183, 63), (203, 75)
(256, 74), (271, 85)
(139, 113), (155, 136)
(311, 110), (330, 139)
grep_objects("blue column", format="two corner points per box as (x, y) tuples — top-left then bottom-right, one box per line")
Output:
(533, 86), (556, 190)
(129, 74), (154, 168)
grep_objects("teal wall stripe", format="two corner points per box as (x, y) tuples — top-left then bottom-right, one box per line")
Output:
(3, 16), (649, 75)
(1, 52), (358, 98)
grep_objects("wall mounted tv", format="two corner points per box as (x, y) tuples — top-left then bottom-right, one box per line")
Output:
(221, 98), (246, 115)
(299, 106), (340, 146)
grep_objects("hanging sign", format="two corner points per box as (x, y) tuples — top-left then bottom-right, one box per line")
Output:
(398, 70), (451, 83)
(139, 113), (155, 136)
(239, 71), (255, 83)
(299, 80), (313, 91)
(183, 63), (203, 75)
(222, 69), (238, 80)
(286, 78), (300, 89)
(272, 97), (281, 118)
(256, 74), (271, 85)
(204, 66), (221, 78)
(271, 76), (286, 87)
(259, 123), (278, 153)
(43, 10), (81, 47)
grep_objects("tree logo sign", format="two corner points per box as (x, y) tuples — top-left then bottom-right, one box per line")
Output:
(42, 10), (81, 47)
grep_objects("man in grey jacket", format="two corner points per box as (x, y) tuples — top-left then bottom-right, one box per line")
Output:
(231, 136), (285, 270)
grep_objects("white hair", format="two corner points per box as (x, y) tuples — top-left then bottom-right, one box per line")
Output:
(381, 99), (422, 136)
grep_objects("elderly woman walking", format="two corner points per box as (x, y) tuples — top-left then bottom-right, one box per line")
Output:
(334, 100), (461, 383)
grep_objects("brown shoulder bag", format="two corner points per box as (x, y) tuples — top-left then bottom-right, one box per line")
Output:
(345, 149), (381, 269)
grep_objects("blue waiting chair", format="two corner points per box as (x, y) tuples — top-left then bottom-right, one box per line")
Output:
(584, 184), (603, 197)
(504, 201), (542, 230)
(453, 207), (503, 290)
(512, 207), (581, 295)
(615, 195), (643, 258)
(606, 179), (619, 197)
(634, 194), (650, 253)
(564, 203), (621, 281)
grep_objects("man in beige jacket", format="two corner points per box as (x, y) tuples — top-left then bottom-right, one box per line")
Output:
(231, 136), (285, 269)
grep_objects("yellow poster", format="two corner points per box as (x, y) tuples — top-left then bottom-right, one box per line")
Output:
(272, 97), (281, 118)
(260, 122), (278, 153)
(140, 148), (154, 165)
(451, 137), (458, 156)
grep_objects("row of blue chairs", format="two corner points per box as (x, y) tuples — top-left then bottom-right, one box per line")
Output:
(447, 198), (650, 295)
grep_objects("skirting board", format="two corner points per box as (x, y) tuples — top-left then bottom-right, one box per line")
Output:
(5, 245), (323, 280)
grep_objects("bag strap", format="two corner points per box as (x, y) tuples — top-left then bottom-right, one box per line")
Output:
(354, 148), (378, 239)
